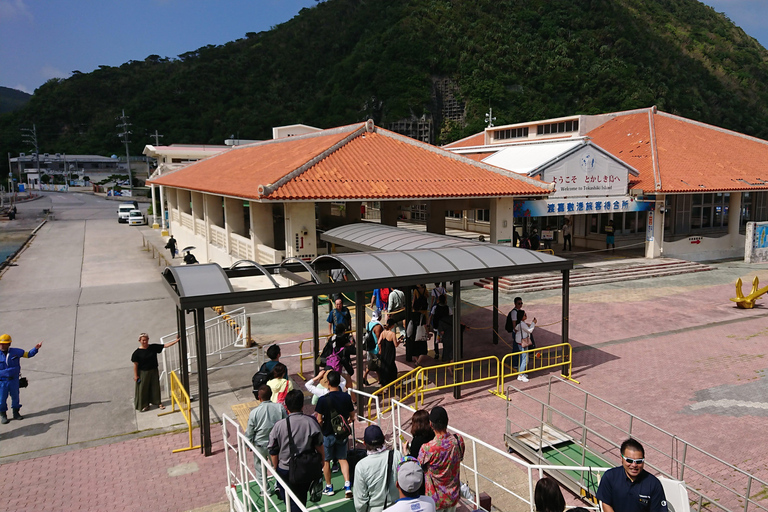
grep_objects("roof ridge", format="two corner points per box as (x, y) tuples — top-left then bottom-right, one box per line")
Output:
(655, 110), (768, 147)
(648, 108), (662, 191)
(375, 126), (553, 192)
(258, 121), (372, 197)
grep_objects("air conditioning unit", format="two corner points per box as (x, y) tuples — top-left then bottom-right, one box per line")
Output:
(44, 153), (49, 158)
(19, 153), (25, 157)
(55, 153), (61, 158)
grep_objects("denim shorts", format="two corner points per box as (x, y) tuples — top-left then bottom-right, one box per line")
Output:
(323, 434), (348, 461)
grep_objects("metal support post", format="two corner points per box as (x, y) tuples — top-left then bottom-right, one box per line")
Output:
(355, 290), (366, 418)
(313, 295), (320, 375)
(194, 308), (212, 456)
(177, 307), (189, 392)
(492, 277), (499, 344)
(561, 269), (570, 377)
(453, 281), (461, 400)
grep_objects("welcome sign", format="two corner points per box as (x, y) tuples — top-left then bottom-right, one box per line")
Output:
(539, 147), (631, 198)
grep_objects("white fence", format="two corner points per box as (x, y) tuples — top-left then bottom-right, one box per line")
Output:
(159, 307), (247, 398)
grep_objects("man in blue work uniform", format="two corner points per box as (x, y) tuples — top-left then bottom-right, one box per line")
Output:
(0, 334), (43, 424)
(597, 438), (668, 512)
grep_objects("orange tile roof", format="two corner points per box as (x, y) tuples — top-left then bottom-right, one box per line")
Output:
(588, 109), (768, 193)
(443, 132), (485, 148)
(151, 123), (550, 200)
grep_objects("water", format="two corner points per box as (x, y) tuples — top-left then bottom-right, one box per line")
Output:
(0, 232), (31, 263)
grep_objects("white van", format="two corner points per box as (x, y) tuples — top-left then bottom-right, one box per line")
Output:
(117, 204), (135, 223)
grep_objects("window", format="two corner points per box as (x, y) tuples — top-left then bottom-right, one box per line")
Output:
(495, 127), (529, 140)
(537, 120), (579, 135)
(476, 209), (490, 222)
(446, 210), (463, 219)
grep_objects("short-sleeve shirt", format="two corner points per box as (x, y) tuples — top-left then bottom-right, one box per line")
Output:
(131, 344), (164, 371)
(268, 412), (323, 470)
(418, 432), (465, 509)
(383, 496), (436, 512)
(596, 466), (668, 512)
(327, 307), (351, 331)
(315, 390), (354, 436)
(245, 400), (287, 448)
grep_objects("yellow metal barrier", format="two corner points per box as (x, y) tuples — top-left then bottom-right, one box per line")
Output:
(158, 371), (201, 453)
(366, 366), (422, 420)
(537, 248), (555, 255)
(494, 343), (577, 397)
(414, 356), (501, 407)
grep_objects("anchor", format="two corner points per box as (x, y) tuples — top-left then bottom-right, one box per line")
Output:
(730, 276), (768, 309)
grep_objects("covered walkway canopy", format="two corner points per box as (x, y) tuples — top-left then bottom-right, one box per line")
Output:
(161, 243), (573, 455)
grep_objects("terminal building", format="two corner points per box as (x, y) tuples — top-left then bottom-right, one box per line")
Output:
(148, 107), (768, 264)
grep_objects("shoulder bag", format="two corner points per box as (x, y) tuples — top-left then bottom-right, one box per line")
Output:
(285, 415), (323, 487)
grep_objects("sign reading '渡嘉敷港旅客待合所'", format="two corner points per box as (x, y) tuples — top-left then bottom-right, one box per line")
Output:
(514, 196), (652, 218)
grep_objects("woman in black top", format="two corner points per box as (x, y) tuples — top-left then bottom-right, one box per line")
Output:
(407, 409), (435, 458)
(131, 333), (179, 412)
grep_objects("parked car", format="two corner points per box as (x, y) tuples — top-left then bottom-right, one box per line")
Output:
(117, 203), (135, 223)
(128, 210), (147, 226)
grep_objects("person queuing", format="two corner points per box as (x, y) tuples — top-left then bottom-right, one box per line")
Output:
(353, 425), (401, 512)
(418, 406), (465, 512)
(268, 389), (324, 512)
(266, 363), (293, 406)
(0, 334), (43, 424)
(305, 368), (347, 406)
(596, 438), (668, 512)
(131, 333), (179, 412)
(327, 298), (352, 335)
(387, 288), (406, 330)
(534, 477), (566, 512)
(383, 457), (436, 512)
(363, 309), (385, 385)
(377, 319), (401, 387)
(315, 370), (355, 498)
(245, 385), (287, 490)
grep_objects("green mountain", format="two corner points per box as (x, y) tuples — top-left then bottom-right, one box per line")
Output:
(0, 87), (31, 114)
(2, 0), (768, 177)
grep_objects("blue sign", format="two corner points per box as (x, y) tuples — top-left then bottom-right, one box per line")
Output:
(514, 196), (652, 217)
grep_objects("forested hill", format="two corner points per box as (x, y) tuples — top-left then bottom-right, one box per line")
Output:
(0, 87), (31, 114)
(3, 0), (768, 177)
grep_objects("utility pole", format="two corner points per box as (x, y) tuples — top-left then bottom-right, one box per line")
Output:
(151, 129), (164, 146)
(485, 107), (496, 128)
(21, 124), (40, 189)
(117, 110), (133, 192)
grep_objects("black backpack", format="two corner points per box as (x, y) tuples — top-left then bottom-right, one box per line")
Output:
(251, 363), (271, 398)
(505, 311), (516, 333)
(363, 327), (376, 351)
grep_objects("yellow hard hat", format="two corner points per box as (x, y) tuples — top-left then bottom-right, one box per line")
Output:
(0, 334), (11, 344)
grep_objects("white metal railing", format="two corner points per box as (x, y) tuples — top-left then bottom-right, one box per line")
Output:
(506, 377), (768, 512)
(223, 414), (314, 512)
(230, 232), (254, 260)
(180, 211), (193, 230)
(159, 307), (246, 398)
(172, 209), (180, 223)
(210, 224), (227, 249)
(389, 399), (607, 512)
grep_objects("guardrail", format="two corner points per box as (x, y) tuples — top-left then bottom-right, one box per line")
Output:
(158, 371), (200, 453)
(366, 366), (422, 420)
(388, 399), (605, 512)
(495, 342), (576, 395)
(507, 377), (768, 512)
(414, 355), (501, 406)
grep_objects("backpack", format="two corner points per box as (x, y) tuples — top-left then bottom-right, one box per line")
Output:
(329, 407), (352, 439)
(379, 288), (391, 306)
(326, 345), (344, 373)
(505, 311), (516, 333)
(251, 363), (271, 398)
(364, 323), (378, 351)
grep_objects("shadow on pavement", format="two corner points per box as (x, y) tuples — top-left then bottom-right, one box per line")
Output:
(0, 419), (64, 439)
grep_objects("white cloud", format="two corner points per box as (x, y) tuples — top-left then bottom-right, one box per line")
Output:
(13, 83), (32, 94)
(0, 0), (32, 23)
(40, 65), (67, 81)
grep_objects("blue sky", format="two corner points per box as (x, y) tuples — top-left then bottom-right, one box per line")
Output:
(1, 0), (767, 94)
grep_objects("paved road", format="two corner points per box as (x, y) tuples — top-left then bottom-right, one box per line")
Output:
(0, 192), (180, 456)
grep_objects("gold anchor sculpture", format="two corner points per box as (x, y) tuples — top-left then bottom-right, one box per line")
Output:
(730, 276), (768, 309)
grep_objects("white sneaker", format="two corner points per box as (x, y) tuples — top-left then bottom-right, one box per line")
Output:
(517, 375), (524, 381)
(520, 375), (529, 382)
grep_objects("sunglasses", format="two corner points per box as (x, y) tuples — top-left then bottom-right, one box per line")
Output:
(623, 456), (644, 465)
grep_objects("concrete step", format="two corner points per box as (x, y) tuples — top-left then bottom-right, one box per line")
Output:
(474, 260), (713, 294)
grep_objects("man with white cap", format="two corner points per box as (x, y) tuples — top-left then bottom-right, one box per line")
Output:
(353, 425), (401, 512)
(0, 334), (43, 424)
(383, 456), (436, 512)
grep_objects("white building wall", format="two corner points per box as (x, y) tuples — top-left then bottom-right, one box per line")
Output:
(284, 202), (317, 259)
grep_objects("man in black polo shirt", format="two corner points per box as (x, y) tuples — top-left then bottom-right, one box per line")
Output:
(597, 438), (667, 512)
